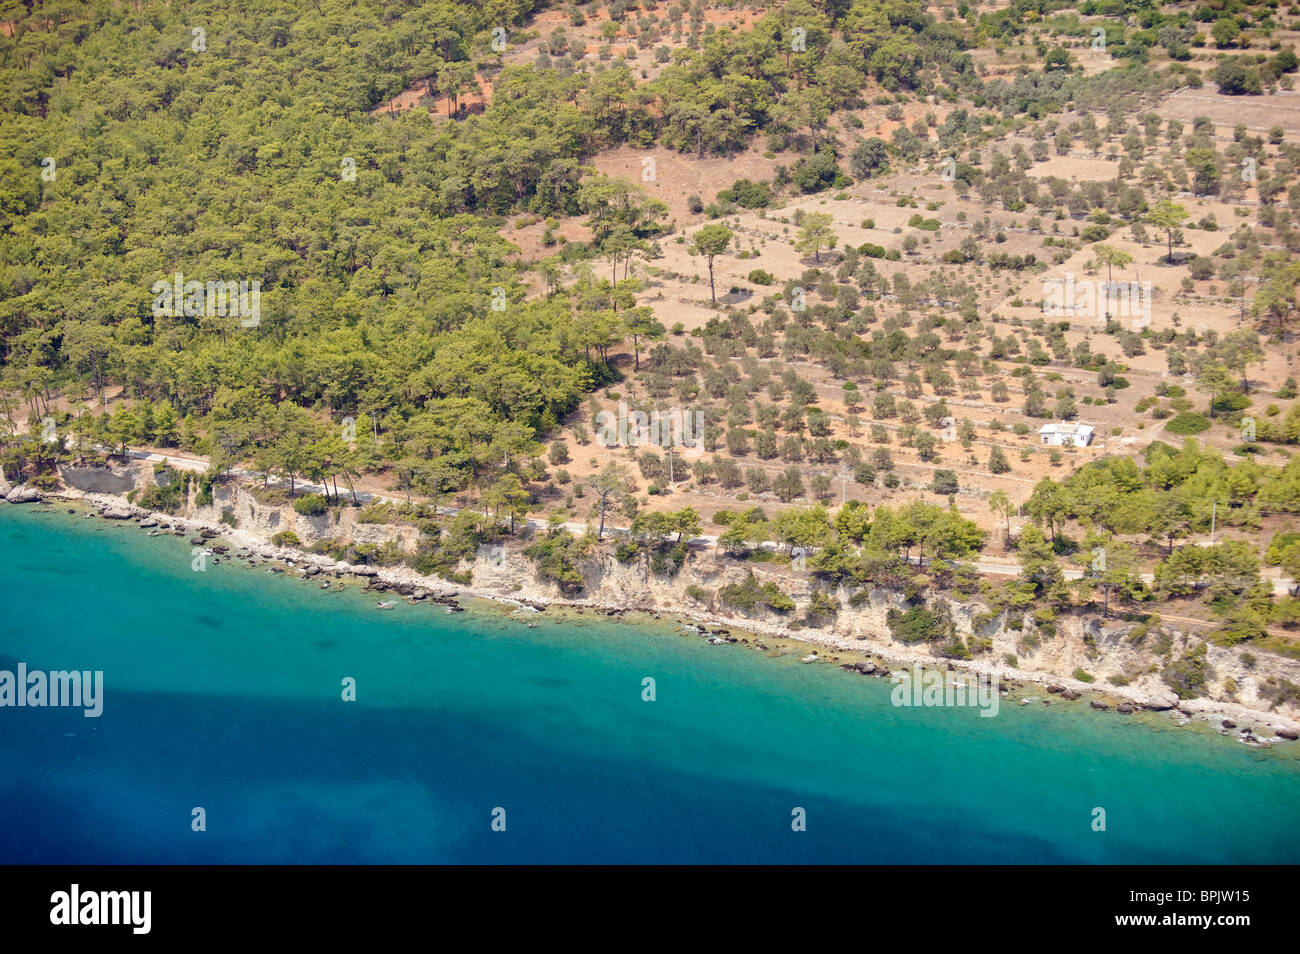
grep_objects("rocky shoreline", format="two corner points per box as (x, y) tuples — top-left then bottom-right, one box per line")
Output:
(5, 477), (1300, 744)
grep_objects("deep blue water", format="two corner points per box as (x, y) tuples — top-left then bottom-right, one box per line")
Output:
(1, 503), (1297, 863)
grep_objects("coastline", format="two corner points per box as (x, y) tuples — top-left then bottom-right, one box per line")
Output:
(8, 480), (1299, 745)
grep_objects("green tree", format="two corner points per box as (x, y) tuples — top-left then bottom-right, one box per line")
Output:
(1091, 243), (1134, 287)
(988, 490), (1014, 547)
(1017, 524), (1062, 595)
(1211, 18), (1241, 48)
(988, 445), (1011, 474)
(1212, 329), (1264, 394)
(794, 212), (837, 264)
(586, 463), (633, 540)
(1149, 199), (1189, 264)
(692, 224), (733, 303)
(1192, 356), (1235, 419)
(1079, 539), (1139, 617)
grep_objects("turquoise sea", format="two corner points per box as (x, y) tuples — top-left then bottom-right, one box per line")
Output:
(1, 503), (1297, 864)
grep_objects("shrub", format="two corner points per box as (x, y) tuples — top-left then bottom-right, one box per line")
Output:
(271, 530), (301, 548)
(293, 493), (329, 516)
(1162, 643), (1209, 699)
(804, 589), (840, 625)
(1213, 59), (1262, 95)
(718, 571), (795, 613)
(523, 530), (586, 594)
(718, 178), (773, 208)
(1164, 412), (1210, 435)
(136, 467), (189, 513)
(931, 469), (959, 495)
(886, 605), (946, 644)
(1211, 392), (1250, 414)
(194, 473), (215, 507)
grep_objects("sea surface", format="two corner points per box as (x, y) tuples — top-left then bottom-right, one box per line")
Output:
(1, 503), (1297, 863)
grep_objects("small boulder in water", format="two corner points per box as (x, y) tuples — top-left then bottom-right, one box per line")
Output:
(6, 485), (42, 504)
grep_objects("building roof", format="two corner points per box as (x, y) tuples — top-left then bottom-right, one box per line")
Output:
(1039, 422), (1094, 435)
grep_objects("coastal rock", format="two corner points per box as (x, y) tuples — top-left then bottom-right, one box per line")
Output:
(6, 485), (42, 504)
(1090, 700), (1109, 710)
(1222, 720), (1236, 729)
(1141, 690), (1179, 711)
(1277, 728), (1298, 741)
(100, 505), (134, 519)
(1116, 704), (1135, 715)
(40, 462), (1300, 729)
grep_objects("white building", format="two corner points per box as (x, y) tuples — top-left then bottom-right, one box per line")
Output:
(1039, 422), (1094, 447)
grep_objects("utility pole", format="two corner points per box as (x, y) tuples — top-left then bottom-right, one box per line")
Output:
(837, 467), (851, 506)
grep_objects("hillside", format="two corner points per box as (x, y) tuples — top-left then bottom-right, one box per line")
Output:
(3, 0), (1300, 710)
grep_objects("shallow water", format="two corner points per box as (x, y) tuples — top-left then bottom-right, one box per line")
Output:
(1, 505), (1297, 863)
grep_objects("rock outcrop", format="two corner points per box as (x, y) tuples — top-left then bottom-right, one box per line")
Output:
(6, 484), (42, 503)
